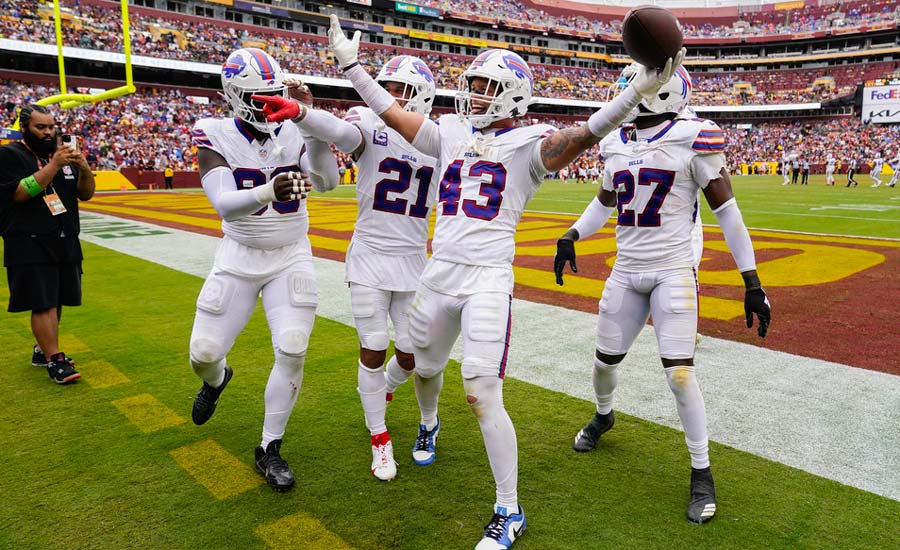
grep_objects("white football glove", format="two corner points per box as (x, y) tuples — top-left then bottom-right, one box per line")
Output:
(631, 47), (686, 99)
(328, 14), (360, 69)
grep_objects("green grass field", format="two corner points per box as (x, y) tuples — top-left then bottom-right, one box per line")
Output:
(2, 239), (900, 549)
(321, 175), (900, 239)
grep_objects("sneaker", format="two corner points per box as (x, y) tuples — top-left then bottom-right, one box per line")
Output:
(47, 353), (80, 384)
(475, 504), (526, 550)
(31, 345), (48, 367)
(32, 346), (73, 367)
(191, 365), (233, 426)
(573, 411), (615, 452)
(412, 417), (440, 466)
(686, 467), (717, 524)
(371, 431), (397, 481)
(254, 439), (295, 492)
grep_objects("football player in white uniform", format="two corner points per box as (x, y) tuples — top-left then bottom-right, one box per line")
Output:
(253, 55), (438, 482)
(324, 15), (683, 550)
(825, 155), (836, 185)
(188, 48), (339, 492)
(553, 66), (771, 525)
(871, 153), (884, 187)
(888, 154), (900, 188)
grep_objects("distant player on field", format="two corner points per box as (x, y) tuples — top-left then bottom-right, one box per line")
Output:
(825, 154), (836, 185)
(554, 65), (771, 525)
(870, 153), (884, 187)
(887, 153), (900, 188)
(253, 54), (439, 482)
(187, 48), (339, 492)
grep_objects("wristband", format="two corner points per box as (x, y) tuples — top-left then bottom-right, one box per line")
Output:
(343, 62), (360, 71)
(20, 175), (42, 197)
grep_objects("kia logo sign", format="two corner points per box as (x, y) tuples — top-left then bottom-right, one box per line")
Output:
(862, 85), (900, 123)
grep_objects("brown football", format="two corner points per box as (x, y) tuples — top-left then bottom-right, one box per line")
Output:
(622, 6), (684, 69)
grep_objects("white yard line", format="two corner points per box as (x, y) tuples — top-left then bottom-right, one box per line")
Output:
(79, 212), (900, 502)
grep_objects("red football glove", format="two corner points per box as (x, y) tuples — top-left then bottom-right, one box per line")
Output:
(250, 94), (302, 123)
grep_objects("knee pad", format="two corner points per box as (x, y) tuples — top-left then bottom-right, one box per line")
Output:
(275, 327), (310, 357)
(351, 285), (390, 351)
(274, 348), (305, 376)
(196, 275), (234, 315)
(190, 336), (226, 366)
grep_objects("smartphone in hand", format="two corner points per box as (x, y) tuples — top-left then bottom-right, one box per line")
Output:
(61, 134), (78, 150)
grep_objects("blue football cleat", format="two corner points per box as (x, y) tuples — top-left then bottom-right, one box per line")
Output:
(475, 504), (526, 550)
(412, 417), (440, 466)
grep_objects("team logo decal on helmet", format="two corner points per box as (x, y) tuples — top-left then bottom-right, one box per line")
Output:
(220, 47), (288, 132)
(606, 64), (692, 123)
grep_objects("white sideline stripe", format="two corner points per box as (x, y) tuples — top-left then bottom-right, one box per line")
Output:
(78, 212), (900, 503)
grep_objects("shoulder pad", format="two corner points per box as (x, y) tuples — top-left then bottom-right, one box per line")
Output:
(191, 118), (218, 149)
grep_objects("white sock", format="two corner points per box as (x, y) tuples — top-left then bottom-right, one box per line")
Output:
(191, 356), (226, 388)
(464, 376), (518, 510)
(384, 355), (414, 394)
(261, 352), (305, 448)
(414, 372), (442, 429)
(664, 365), (710, 469)
(592, 356), (619, 415)
(357, 360), (387, 435)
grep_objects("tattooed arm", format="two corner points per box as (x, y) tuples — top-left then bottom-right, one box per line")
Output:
(540, 125), (605, 173)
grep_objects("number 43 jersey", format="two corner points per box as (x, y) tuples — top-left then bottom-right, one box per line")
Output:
(431, 114), (554, 268)
(599, 118), (726, 272)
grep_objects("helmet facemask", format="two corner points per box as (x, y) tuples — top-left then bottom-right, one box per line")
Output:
(220, 48), (288, 134)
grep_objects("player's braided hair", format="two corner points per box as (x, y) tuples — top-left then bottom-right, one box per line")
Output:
(18, 104), (50, 129)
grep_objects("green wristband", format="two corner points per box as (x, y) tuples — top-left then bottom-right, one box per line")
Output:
(20, 175), (42, 197)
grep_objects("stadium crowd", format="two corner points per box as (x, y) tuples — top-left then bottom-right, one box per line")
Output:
(419, 0), (898, 38)
(3, 81), (898, 175)
(0, 0), (896, 106)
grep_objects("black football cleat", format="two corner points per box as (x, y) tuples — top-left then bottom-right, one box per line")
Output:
(686, 467), (717, 524)
(47, 353), (80, 384)
(255, 439), (295, 492)
(191, 365), (233, 425)
(573, 411), (615, 452)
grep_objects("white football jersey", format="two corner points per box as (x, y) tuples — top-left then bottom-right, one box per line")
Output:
(873, 157), (884, 172)
(599, 118), (725, 272)
(344, 107), (438, 255)
(430, 114), (554, 268)
(193, 117), (311, 250)
(826, 157), (836, 170)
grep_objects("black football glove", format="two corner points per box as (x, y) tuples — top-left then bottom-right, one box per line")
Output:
(744, 287), (771, 338)
(554, 239), (577, 286)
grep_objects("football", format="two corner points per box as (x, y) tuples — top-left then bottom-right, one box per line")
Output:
(622, 6), (684, 69)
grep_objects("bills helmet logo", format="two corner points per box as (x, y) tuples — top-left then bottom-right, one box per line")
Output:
(502, 54), (533, 86)
(222, 53), (246, 80)
(411, 59), (434, 84)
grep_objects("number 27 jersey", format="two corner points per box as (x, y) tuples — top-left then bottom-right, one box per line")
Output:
(600, 118), (726, 272)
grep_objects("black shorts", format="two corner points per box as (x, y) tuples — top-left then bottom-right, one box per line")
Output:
(6, 262), (83, 312)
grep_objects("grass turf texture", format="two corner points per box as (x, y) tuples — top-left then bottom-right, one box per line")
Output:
(1, 243), (899, 549)
(319, 175), (900, 239)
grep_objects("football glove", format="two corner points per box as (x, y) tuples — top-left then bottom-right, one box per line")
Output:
(744, 287), (771, 338)
(329, 14), (360, 70)
(251, 94), (303, 123)
(554, 239), (578, 286)
(631, 47), (685, 99)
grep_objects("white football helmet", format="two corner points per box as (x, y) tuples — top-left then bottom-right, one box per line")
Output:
(455, 49), (533, 129)
(220, 47), (288, 132)
(607, 64), (692, 121)
(376, 55), (436, 116)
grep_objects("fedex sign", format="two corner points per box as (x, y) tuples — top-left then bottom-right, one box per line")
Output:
(862, 85), (900, 124)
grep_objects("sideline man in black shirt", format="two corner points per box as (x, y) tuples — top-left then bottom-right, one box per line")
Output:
(0, 105), (96, 384)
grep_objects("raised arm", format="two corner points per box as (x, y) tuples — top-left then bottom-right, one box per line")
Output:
(540, 50), (684, 173)
(328, 15), (427, 145)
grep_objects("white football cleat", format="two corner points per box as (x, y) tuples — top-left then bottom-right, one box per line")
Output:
(370, 431), (396, 481)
